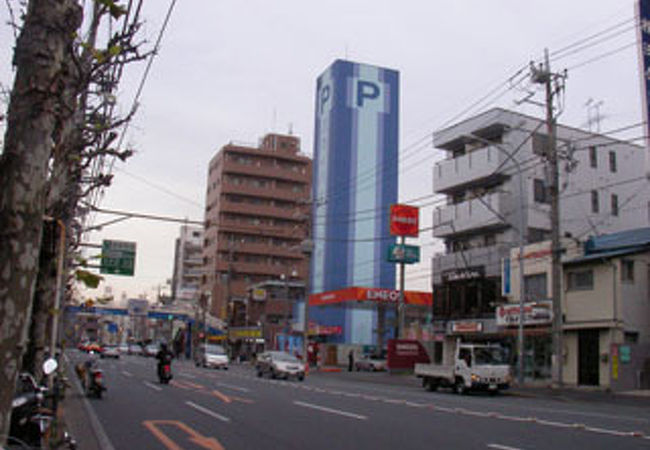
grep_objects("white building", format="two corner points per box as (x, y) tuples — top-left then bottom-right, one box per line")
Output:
(171, 225), (204, 305)
(430, 108), (650, 373)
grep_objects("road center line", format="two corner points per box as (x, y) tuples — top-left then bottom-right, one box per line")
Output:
(294, 401), (367, 420)
(122, 371), (133, 377)
(143, 381), (162, 391)
(487, 444), (523, 450)
(186, 401), (231, 423)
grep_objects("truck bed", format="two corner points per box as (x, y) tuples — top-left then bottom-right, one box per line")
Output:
(414, 363), (455, 380)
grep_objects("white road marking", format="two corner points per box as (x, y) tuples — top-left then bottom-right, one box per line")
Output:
(143, 381), (162, 391)
(186, 401), (231, 423)
(215, 382), (250, 393)
(294, 401), (368, 420)
(121, 371), (133, 377)
(487, 444), (523, 450)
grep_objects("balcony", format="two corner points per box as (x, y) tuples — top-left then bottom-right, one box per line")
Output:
(222, 159), (309, 184)
(432, 244), (511, 284)
(433, 145), (507, 193)
(220, 199), (300, 221)
(215, 220), (300, 238)
(433, 192), (513, 238)
(221, 182), (306, 202)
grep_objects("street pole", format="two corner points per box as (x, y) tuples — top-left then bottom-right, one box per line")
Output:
(532, 49), (564, 387)
(301, 239), (313, 364)
(398, 235), (406, 339)
(49, 219), (66, 370)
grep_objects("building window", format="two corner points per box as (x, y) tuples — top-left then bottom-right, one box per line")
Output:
(528, 228), (549, 243)
(611, 194), (619, 216)
(589, 146), (597, 168)
(524, 273), (548, 302)
(621, 259), (634, 283)
(567, 269), (594, 291)
(591, 190), (599, 213)
(533, 179), (549, 204)
(532, 133), (549, 157)
(609, 151), (617, 173)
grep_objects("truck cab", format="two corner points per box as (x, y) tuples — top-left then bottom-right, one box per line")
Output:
(415, 342), (512, 394)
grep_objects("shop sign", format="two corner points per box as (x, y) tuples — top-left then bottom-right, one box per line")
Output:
(451, 321), (483, 333)
(387, 244), (420, 264)
(228, 327), (262, 339)
(389, 204), (419, 237)
(619, 345), (631, 364)
(611, 344), (619, 380)
(495, 301), (553, 327)
(251, 288), (266, 301)
(442, 267), (484, 283)
(308, 321), (342, 336)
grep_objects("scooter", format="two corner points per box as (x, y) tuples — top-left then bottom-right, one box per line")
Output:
(87, 367), (106, 398)
(158, 362), (172, 384)
(9, 358), (76, 449)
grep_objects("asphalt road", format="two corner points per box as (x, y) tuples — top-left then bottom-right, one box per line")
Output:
(65, 351), (650, 450)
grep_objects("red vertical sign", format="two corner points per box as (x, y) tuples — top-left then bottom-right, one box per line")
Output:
(390, 204), (419, 237)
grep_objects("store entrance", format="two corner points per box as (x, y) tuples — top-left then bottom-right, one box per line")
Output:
(578, 329), (600, 386)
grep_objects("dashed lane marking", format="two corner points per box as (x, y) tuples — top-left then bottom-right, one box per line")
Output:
(294, 401), (368, 421)
(185, 401), (231, 423)
(487, 444), (523, 450)
(122, 371), (133, 377)
(143, 381), (162, 391)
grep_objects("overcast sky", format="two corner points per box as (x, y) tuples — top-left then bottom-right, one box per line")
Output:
(1, 1), (644, 305)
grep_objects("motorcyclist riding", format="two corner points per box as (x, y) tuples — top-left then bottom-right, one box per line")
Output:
(155, 342), (174, 382)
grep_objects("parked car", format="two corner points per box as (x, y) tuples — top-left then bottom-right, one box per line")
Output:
(195, 343), (229, 369)
(355, 354), (387, 372)
(117, 343), (129, 354)
(100, 344), (120, 359)
(255, 351), (305, 381)
(143, 344), (159, 357)
(128, 344), (143, 356)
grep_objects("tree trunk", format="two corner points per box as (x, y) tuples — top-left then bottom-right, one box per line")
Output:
(0, 0), (82, 439)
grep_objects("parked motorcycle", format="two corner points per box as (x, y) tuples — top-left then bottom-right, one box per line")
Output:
(8, 357), (77, 449)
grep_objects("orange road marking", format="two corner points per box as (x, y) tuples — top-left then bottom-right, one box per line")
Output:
(211, 389), (232, 403)
(171, 379), (205, 390)
(143, 420), (224, 450)
(230, 395), (254, 404)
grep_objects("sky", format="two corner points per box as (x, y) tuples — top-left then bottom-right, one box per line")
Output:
(0, 0), (645, 306)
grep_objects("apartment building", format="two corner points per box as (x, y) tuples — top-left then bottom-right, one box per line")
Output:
(430, 108), (650, 357)
(201, 133), (312, 329)
(171, 225), (203, 305)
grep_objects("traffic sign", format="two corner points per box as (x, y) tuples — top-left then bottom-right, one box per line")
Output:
(101, 240), (136, 276)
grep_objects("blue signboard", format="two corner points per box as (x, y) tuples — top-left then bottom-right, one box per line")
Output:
(502, 258), (511, 295)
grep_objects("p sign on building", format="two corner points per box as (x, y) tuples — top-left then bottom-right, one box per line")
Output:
(311, 60), (399, 346)
(312, 60), (399, 294)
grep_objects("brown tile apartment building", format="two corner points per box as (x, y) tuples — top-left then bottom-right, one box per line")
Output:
(201, 133), (312, 325)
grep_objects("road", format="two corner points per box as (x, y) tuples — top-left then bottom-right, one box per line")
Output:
(65, 351), (650, 450)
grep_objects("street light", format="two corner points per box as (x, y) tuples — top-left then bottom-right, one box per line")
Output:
(466, 133), (527, 386)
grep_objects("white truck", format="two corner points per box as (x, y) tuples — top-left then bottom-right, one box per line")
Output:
(414, 342), (512, 394)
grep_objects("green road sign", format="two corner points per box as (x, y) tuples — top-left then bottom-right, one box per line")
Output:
(387, 244), (420, 264)
(101, 240), (136, 276)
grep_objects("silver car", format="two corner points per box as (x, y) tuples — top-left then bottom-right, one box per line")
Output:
(195, 344), (229, 369)
(256, 351), (305, 381)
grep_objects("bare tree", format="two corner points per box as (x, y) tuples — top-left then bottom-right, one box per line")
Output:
(0, 0), (83, 437)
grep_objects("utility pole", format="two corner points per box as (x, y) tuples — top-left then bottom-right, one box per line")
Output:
(531, 49), (566, 387)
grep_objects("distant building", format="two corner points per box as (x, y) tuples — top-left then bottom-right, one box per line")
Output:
(430, 108), (650, 374)
(201, 133), (312, 328)
(309, 59), (400, 347)
(171, 225), (203, 305)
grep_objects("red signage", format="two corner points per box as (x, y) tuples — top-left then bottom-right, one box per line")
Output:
(309, 287), (432, 306)
(387, 339), (430, 369)
(390, 204), (419, 237)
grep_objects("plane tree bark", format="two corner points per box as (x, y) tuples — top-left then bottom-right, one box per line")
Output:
(0, 0), (82, 438)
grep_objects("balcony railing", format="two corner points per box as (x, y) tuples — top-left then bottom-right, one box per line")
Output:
(433, 192), (512, 237)
(433, 145), (506, 193)
(432, 244), (512, 284)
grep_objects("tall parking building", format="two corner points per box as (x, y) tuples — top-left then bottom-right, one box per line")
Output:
(201, 133), (312, 327)
(430, 108), (650, 362)
(310, 59), (400, 346)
